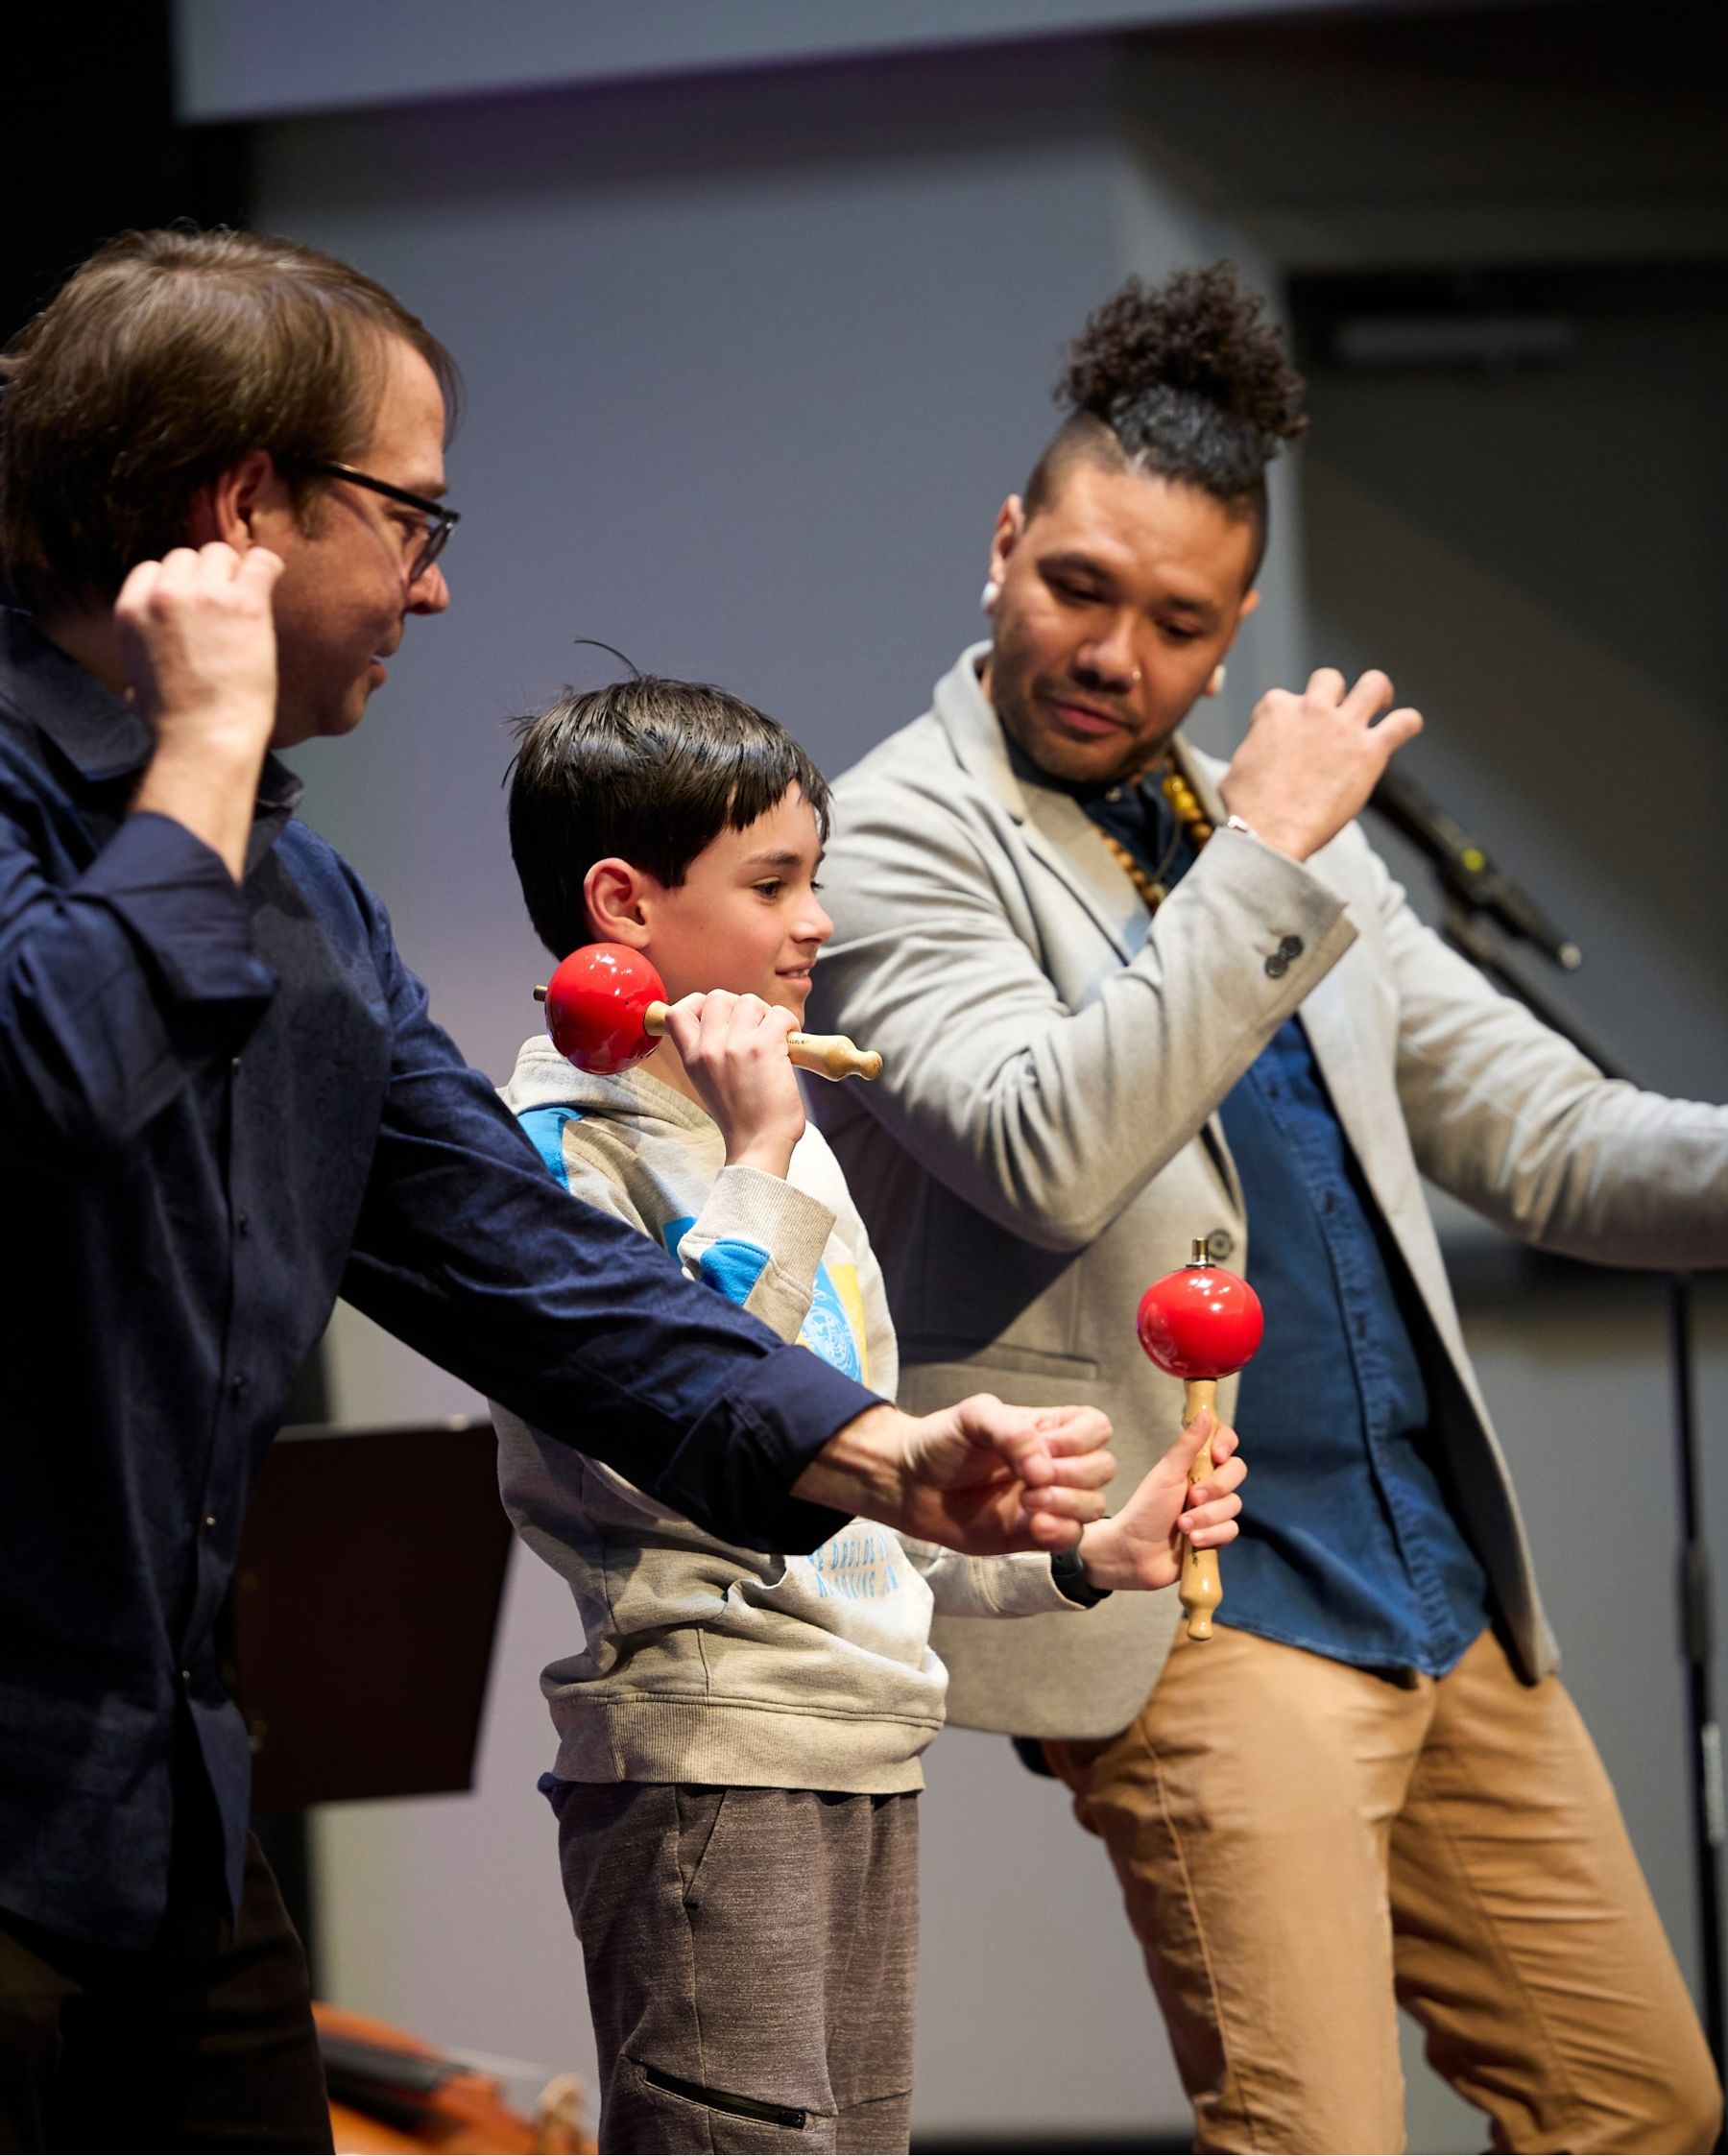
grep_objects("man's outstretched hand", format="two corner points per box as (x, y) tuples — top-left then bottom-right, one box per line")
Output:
(794, 1396), (1115, 1555)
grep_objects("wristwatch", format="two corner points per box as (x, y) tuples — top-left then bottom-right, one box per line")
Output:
(1049, 1545), (1112, 1608)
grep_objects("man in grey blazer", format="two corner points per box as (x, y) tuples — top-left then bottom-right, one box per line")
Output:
(807, 266), (1728, 2151)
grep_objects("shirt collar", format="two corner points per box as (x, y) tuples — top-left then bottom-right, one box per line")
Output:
(0, 606), (303, 817)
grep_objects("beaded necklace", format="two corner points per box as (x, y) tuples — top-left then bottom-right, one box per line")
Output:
(1095, 760), (1216, 912)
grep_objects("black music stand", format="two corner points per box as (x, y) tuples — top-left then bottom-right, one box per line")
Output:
(228, 1416), (514, 1969)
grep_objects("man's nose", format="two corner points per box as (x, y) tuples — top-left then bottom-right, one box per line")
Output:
(408, 561), (450, 614)
(1075, 613), (1137, 686)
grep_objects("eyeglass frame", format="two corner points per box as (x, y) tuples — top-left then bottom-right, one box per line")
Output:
(298, 459), (460, 585)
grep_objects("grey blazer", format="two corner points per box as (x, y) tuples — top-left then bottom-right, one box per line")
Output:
(809, 646), (1728, 1737)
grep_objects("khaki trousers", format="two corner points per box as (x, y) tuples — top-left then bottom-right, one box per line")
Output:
(1044, 1624), (1719, 2154)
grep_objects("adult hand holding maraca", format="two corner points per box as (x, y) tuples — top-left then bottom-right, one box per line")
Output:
(1137, 1241), (1264, 1638)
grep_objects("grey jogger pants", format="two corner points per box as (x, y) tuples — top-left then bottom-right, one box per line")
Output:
(548, 1780), (920, 2154)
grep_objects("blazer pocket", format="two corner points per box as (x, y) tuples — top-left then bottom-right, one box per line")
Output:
(898, 1339), (1100, 1383)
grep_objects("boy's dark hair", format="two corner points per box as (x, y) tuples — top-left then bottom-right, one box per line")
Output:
(1025, 263), (1308, 579)
(507, 676), (832, 963)
(0, 226), (461, 613)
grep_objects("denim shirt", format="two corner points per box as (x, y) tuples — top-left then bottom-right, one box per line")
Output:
(1084, 772), (1491, 1674)
(0, 609), (870, 1949)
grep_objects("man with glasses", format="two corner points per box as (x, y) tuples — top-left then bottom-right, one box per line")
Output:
(0, 227), (1114, 2152)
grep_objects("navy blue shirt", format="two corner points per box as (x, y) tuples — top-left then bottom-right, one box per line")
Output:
(1084, 773), (1491, 1674)
(0, 611), (870, 1950)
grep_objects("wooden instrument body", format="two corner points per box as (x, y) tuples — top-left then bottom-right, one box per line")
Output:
(314, 2001), (593, 2154)
(1177, 1375), (1223, 1640)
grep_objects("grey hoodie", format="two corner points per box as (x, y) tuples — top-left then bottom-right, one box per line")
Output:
(491, 1034), (1076, 1793)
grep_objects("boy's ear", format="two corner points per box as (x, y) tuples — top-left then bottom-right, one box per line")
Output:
(583, 857), (656, 947)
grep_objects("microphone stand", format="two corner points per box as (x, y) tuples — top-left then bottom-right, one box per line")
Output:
(1438, 901), (1724, 2091)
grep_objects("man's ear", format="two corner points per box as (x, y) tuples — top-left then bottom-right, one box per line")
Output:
(986, 494), (1027, 597)
(1233, 587), (1262, 635)
(186, 451), (284, 551)
(583, 858), (658, 948)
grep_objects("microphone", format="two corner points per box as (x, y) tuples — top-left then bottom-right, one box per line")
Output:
(1366, 767), (1582, 971)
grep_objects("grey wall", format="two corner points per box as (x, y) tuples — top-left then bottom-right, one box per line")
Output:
(237, 16), (1727, 2152)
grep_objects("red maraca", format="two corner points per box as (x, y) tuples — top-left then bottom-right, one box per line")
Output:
(1137, 1239), (1264, 1641)
(534, 944), (883, 1082)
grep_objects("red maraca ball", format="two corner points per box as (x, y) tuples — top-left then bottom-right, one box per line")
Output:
(1136, 1259), (1264, 1380)
(543, 944), (666, 1075)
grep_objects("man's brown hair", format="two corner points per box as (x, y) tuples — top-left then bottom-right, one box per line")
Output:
(0, 226), (461, 613)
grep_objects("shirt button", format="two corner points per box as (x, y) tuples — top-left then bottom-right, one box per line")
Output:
(180, 1668), (192, 1686)
(231, 1057), (242, 1074)
(1264, 953), (1288, 979)
(1205, 1230), (1236, 1262)
(229, 1373), (249, 1399)
(1279, 934), (1305, 960)
(204, 1514), (217, 1532)
(236, 1212), (251, 1237)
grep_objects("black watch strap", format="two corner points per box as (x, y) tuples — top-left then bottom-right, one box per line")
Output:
(1049, 1545), (1111, 1608)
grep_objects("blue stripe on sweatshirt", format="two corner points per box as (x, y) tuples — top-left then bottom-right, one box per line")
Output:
(516, 1105), (585, 1184)
(693, 1236), (775, 1306)
(662, 1216), (862, 1378)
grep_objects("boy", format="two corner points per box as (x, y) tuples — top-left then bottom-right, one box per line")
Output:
(492, 677), (1244, 2154)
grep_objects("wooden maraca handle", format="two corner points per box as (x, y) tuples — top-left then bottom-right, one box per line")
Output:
(641, 1003), (882, 1083)
(1178, 1377), (1223, 1641)
(530, 985), (882, 1082)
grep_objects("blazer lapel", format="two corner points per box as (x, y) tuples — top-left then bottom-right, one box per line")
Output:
(1296, 962), (1385, 1171)
(931, 664), (1251, 1213)
(1284, 839), (1406, 1200)
(1017, 787), (1146, 964)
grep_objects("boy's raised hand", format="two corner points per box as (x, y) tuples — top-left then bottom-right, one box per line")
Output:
(1075, 1408), (1245, 1591)
(660, 991), (806, 1178)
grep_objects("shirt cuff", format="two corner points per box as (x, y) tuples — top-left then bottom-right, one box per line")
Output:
(84, 813), (276, 1007)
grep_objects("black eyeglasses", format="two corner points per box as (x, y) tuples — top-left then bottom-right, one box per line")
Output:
(301, 460), (460, 584)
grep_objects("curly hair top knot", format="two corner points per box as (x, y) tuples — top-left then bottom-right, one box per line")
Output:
(1036, 263), (1308, 516)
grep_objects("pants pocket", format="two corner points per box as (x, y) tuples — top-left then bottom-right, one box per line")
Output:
(674, 1785), (733, 1908)
(639, 2060), (807, 2130)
